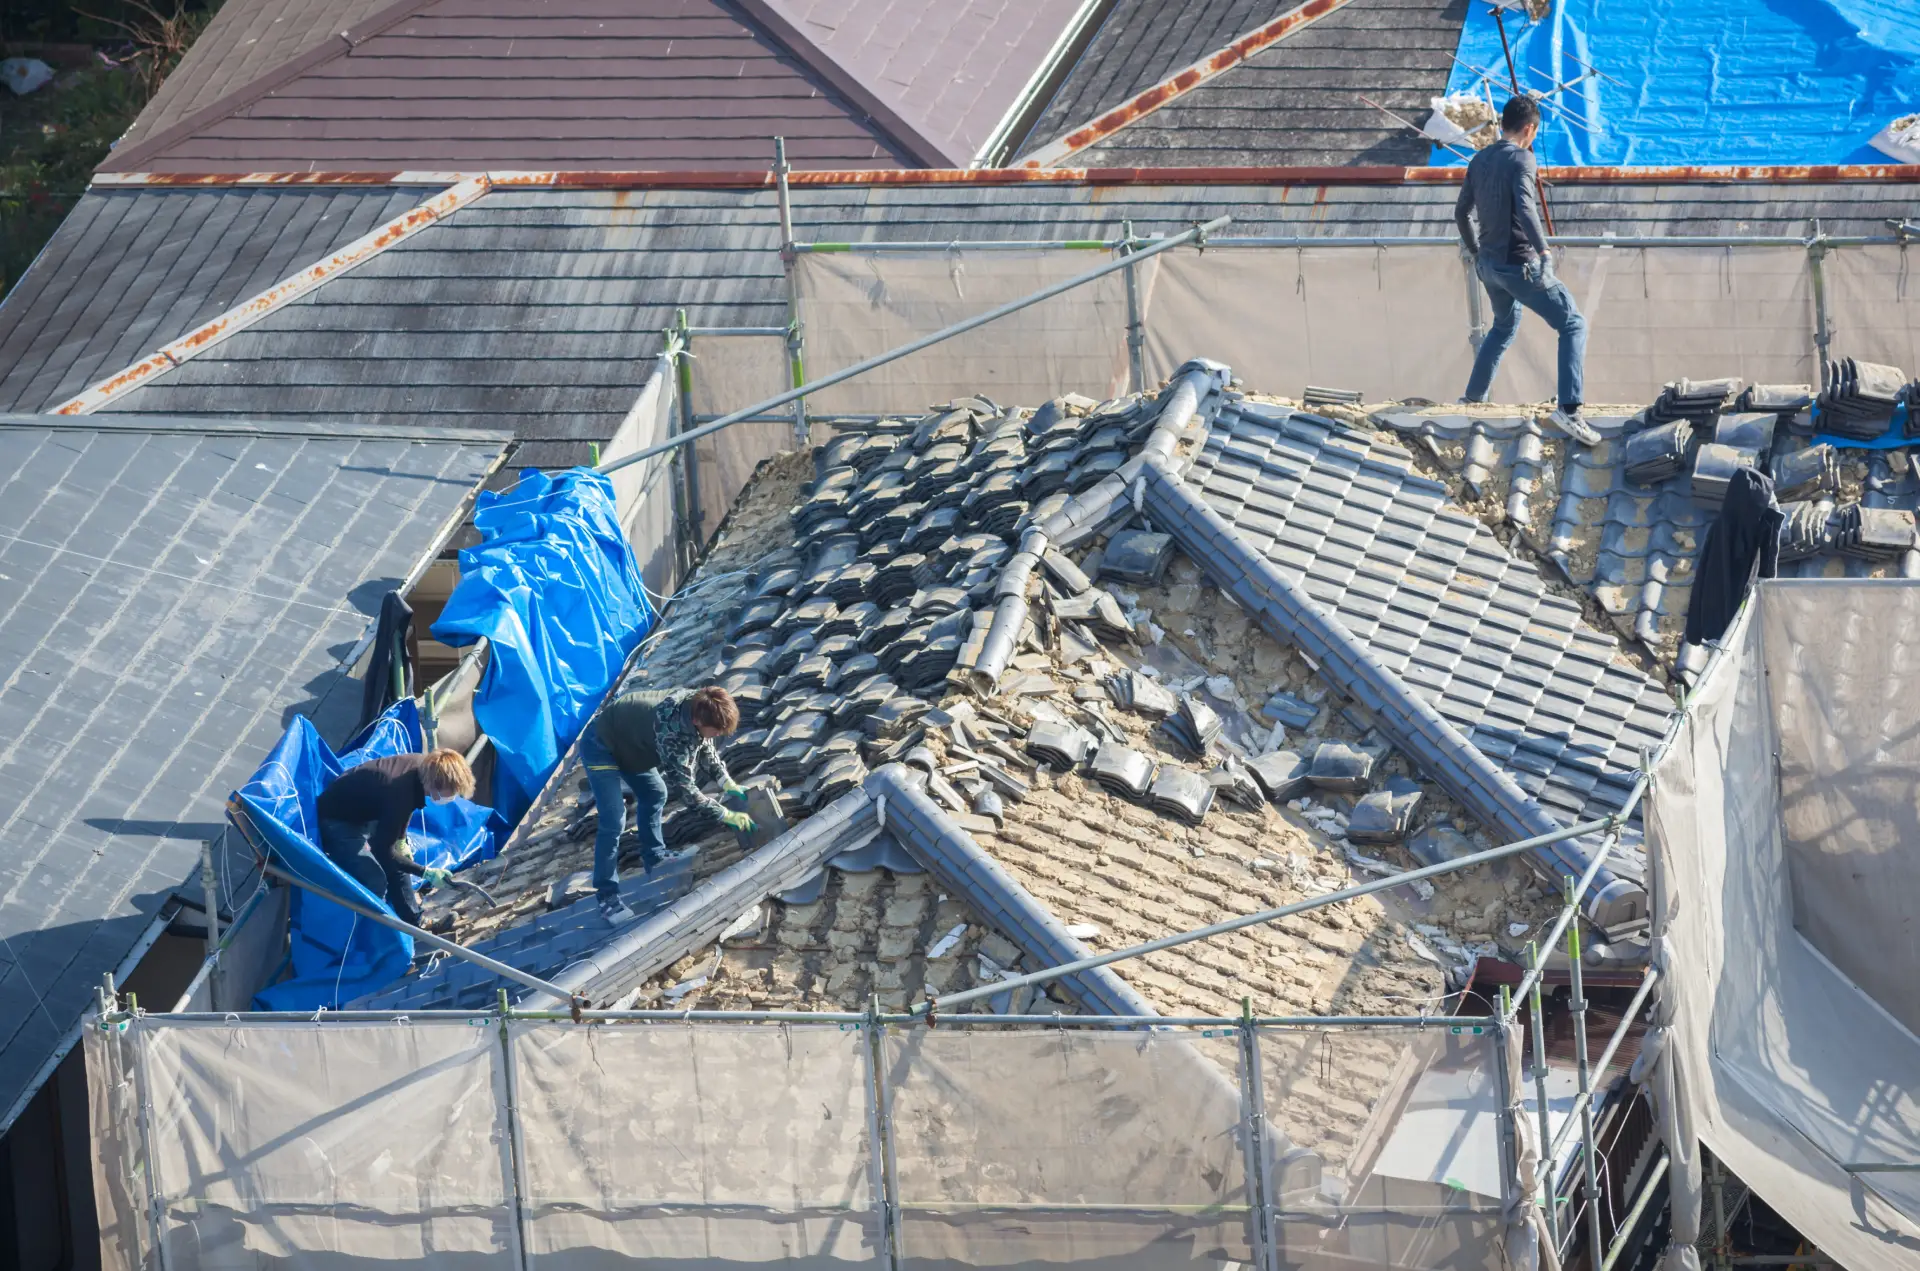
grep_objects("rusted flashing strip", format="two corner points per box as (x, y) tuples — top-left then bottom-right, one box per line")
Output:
(1019, 0), (1358, 169)
(88, 162), (1920, 190)
(52, 175), (492, 416)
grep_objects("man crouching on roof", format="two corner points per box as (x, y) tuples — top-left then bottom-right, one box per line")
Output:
(316, 748), (475, 933)
(579, 685), (755, 925)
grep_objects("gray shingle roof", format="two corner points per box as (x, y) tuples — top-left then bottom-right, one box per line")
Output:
(0, 187), (426, 414)
(0, 413), (506, 1127)
(4, 180), (1905, 467)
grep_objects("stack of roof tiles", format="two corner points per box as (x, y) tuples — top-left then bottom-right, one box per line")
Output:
(1817, 358), (1906, 439)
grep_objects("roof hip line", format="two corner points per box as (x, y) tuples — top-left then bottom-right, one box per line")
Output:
(52, 175), (493, 417)
(1019, 0), (1361, 169)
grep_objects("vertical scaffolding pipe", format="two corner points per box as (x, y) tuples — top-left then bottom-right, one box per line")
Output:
(198, 843), (220, 962)
(863, 1004), (902, 1271)
(1527, 940), (1560, 1245)
(1463, 243), (1488, 352)
(1710, 1153), (1732, 1271)
(1567, 896), (1606, 1271)
(1120, 220), (1147, 394)
(773, 137), (809, 449)
(1237, 1008), (1279, 1271)
(1807, 225), (1834, 388)
(495, 994), (533, 1271)
(128, 1018), (173, 1271)
(672, 311), (704, 569)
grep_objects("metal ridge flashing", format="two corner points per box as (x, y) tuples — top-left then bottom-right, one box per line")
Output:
(517, 787), (878, 1011)
(863, 764), (1157, 1017)
(1019, 0), (1360, 170)
(51, 176), (493, 416)
(86, 163), (1920, 189)
(1131, 454), (1640, 926)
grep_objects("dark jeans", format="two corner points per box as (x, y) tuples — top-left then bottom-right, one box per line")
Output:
(317, 817), (422, 925)
(1464, 255), (1588, 409)
(578, 730), (667, 900)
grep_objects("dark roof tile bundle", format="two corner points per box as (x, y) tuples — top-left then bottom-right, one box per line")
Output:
(1831, 503), (1918, 560)
(1160, 694), (1223, 756)
(1100, 529), (1177, 585)
(1248, 750), (1313, 802)
(1817, 358), (1907, 439)
(1147, 766), (1215, 824)
(1308, 742), (1375, 794)
(1348, 776), (1425, 845)
(1690, 442), (1760, 506)
(1622, 421), (1695, 486)
(1645, 377), (1743, 425)
(1737, 383), (1815, 414)
(1773, 444), (1840, 502)
(1025, 721), (1100, 770)
(1089, 742), (1156, 799)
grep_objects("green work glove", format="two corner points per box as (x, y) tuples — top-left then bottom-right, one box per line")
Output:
(422, 867), (453, 888)
(721, 781), (748, 805)
(720, 809), (756, 833)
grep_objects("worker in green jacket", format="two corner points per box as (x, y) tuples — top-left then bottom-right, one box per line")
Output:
(578, 685), (753, 924)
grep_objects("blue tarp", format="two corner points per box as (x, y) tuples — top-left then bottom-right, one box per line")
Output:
(1435, 0), (1920, 166)
(431, 468), (656, 832)
(234, 699), (494, 1010)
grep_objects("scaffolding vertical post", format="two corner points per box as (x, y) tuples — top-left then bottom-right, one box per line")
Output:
(774, 137), (809, 450)
(1710, 1152), (1732, 1271)
(496, 991), (533, 1271)
(671, 310), (703, 572)
(1567, 884), (1606, 1271)
(1463, 243), (1488, 353)
(863, 999), (902, 1271)
(1121, 219), (1147, 394)
(1526, 940), (1560, 1247)
(1236, 1001), (1279, 1271)
(128, 1015), (173, 1271)
(1807, 222), (1833, 388)
(1491, 1004), (1525, 1268)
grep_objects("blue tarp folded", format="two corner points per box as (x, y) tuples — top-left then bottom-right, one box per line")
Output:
(1435, 0), (1920, 166)
(234, 699), (494, 1010)
(431, 468), (656, 831)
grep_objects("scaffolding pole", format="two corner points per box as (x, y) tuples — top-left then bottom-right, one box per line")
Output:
(773, 137), (808, 449)
(595, 215), (1232, 477)
(669, 313), (703, 571)
(1120, 220), (1147, 393)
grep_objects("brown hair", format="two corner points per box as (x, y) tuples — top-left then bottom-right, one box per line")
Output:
(688, 685), (740, 735)
(422, 748), (477, 801)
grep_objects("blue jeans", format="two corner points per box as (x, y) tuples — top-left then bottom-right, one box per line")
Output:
(577, 730), (667, 900)
(1464, 256), (1587, 410)
(317, 817), (422, 925)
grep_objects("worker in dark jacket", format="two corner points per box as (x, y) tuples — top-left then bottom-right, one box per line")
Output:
(315, 749), (474, 930)
(580, 685), (753, 924)
(1455, 95), (1596, 446)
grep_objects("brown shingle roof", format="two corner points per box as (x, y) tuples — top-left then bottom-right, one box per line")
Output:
(102, 0), (916, 175)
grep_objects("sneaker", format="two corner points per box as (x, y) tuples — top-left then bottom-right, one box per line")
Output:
(1546, 407), (1601, 447)
(422, 912), (457, 936)
(597, 895), (637, 926)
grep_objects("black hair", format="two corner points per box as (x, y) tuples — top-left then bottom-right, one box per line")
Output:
(1501, 96), (1541, 133)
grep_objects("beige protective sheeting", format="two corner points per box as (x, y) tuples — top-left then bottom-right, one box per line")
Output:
(1647, 588), (1920, 1271)
(687, 333), (798, 541)
(795, 249), (1131, 415)
(511, 1022), (878, 1266)
(1260, 1027), (1507, 1271)
(1495, 246), (1815, 405)
(1822, 245), (1920, 373)
(1762, 581), (1920, 1040)
(1141, 247), (1476, 402)
(139, 1019), (516, 1266)
(882, 1027), (1254, 1269)
(600, 356), (682, 592)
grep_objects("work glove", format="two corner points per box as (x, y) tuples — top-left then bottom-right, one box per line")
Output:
(721, 781), (748, 804)
(720, 809), (756, 834)
(421, 867), (453, 888)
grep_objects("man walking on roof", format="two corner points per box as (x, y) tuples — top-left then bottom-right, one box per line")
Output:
(580, 685), (754, 925)
(1455, 95), (1597, 446)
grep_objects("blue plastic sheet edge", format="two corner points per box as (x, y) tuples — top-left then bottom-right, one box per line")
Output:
(430, 467), (658, 832)
(232, 698), (494, 1010)
(1811, 400), (1912, 449)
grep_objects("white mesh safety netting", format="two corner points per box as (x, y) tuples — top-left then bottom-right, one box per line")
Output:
(1647, 581), (1920, 1271)
(88, 1018), (1524, 1270)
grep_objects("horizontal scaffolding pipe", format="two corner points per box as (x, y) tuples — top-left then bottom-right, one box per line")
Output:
(685, 326), (790, 336)
(594, 214), (1232, 477)
(1841, 1162), (1920, 1173)
(921, 813), (1616, 1015)
(260, 863), (585, 1009)
(120, 1007), (1496, 1028)
(784, 233), (1905, 254)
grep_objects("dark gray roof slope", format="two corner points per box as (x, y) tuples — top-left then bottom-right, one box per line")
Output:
(1014, 0), (1286, 159)
(2, 179), (1892, 467)
(0, 413), (505, 1127)
(0, 186), (426, 414)
(1067, 0), (1467, 167)
(1187, 401), (1674, 833)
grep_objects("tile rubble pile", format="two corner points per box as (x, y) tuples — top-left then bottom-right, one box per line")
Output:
(395, 385), (1583, 1022)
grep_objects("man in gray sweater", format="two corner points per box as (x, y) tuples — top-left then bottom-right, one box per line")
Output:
(1456, 96), (1597, 445)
